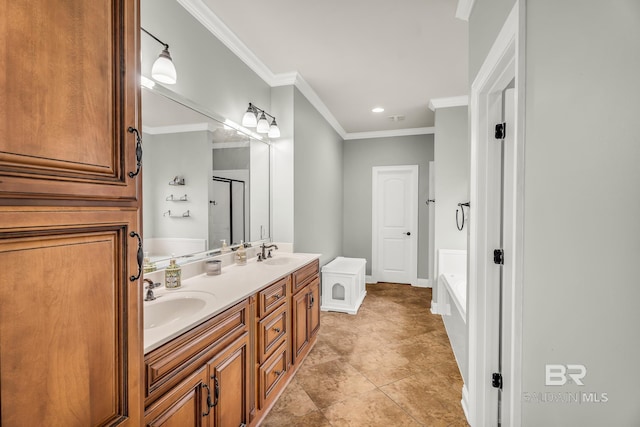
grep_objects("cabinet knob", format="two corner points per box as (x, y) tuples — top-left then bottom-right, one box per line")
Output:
(273, 327), (281, 333)
(274, 370), (283, 376)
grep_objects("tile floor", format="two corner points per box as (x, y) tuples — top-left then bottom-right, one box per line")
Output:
(261, 283), (469, 427)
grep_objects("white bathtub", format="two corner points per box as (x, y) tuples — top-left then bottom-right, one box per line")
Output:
(438, 249), (467, 384)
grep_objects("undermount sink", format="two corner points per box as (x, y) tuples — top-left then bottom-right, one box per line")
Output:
(262, 257), (296, 266)
(144, 291), (216, 330)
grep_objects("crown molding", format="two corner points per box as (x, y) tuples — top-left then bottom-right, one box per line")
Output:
(177, 0), (275, 84)
(428, 95), (469, 111)
(344, 127), (435, 141)
(455, 0), (476, 21)
(178, 0), (346, 139)
(143, 123), (213, 135)
(292, 73), (347, 138)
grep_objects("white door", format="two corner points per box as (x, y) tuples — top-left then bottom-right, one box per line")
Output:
(428, 161), (436, 285)
(372, 165), (418, 285)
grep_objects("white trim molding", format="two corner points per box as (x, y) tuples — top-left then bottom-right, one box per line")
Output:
(142, 122), (214, 135)
(177, 0), (347, 139)
(455, 0), (476, 21)
(430, 301), (439, 314)
(415, 278), (432, 288)
(428, 95), (469, 111)
(344, 127), (435, 141)
(467, 2), (524, 427)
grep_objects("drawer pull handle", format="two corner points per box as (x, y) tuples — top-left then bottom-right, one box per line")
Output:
(129, 231), (143, 282)
(202, 383), (212, 416)
(127, 127), (143, 178)
(273, 327), (281, 333)
(211, 375), (220, 407)
(272, 294), (281, 300)
(274, 370), (283, 376)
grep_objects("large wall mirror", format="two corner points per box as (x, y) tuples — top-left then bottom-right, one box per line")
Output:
(142, 85), (271, 265)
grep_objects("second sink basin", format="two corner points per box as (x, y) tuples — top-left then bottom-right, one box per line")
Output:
(144, 291), (216, 330)
(262, 257), (296, 266)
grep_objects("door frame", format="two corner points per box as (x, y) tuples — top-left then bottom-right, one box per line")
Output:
(371, 165), (419, 286)
(466, 2), (525, 426)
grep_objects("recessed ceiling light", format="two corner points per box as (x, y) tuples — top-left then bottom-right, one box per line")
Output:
(372, 107), (384, 113)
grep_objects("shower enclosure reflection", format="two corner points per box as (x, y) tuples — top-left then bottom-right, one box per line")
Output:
(141, 85), (270, 265)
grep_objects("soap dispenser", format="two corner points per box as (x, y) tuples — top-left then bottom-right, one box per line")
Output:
(165, 258), (182, 289)
(236, 241), (247, 266)
(143, 251), (156, 273)
(220, 239), (229, 253)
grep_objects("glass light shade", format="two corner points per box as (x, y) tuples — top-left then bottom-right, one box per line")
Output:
(242, 107), (257, 127)
(268, 119), (280, 138)
(152, 49), (177, 84)
(256, 112), (270, 133)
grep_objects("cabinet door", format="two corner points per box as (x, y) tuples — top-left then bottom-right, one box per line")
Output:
(0, 207), (142, 426)
(144, 367), (211, 427)
(292, 289), (310, 364)
(208, 333), (250, 427)
(308, 278), (321, 339)
(0, 0), (140, 202)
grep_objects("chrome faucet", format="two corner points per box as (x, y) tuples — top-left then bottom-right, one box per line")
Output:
(143, 278), (162, 301)
(258, 243), (279, 261)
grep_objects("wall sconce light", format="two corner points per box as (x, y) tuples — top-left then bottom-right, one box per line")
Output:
(241, 103), (280, 138)
(142, 27), (177, 85)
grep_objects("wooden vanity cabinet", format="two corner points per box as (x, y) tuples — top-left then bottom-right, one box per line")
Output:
(0, 1), (142, 425)
(255, 276), (291, 416)
(144, 299), (251, 427)
(291, 261), (320, 365)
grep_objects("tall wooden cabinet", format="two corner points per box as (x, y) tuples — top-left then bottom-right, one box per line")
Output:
(0, 1), (142, 425)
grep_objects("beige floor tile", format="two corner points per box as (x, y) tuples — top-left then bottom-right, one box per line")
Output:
(321, 388), (422, 427)
(264, 284), (468, 426)
(295, 360), (377, 409)
(261, 409), (332, 427)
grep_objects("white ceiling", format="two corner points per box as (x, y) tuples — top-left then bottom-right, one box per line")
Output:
(195, 0), (468, 136)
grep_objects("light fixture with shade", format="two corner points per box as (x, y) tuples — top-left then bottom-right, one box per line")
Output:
(142, 27), (177, 84)
(241, 103), (280, 138)
(268, 118), (281, 138)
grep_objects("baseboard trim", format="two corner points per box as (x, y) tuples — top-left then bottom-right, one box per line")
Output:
(414, 278), (432, 288)
(430, 301), (439, 314)
(461, 385), (471, 424)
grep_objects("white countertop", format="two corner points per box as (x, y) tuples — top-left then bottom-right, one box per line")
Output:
(144, 252), (320, 354)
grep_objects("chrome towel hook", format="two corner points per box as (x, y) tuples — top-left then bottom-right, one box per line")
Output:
(456, 202), (470, 231)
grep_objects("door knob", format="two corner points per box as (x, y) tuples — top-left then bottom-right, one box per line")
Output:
(405, 232), (411, 236)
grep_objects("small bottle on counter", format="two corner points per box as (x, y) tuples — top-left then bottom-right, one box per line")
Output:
(236, 241), (247, 266)
(143, 251), (156, 273)
(165, 258), (182, 288)
(220, 239), (230, 253)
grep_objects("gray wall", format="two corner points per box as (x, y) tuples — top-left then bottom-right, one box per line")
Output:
(469, 0), (516, 83)
(471, 0), (640, 425)
(343, 135), (434, 277)
(293, 88), (344, 266)
(433, 106), (469, 298)
(519, 1), (640, 425)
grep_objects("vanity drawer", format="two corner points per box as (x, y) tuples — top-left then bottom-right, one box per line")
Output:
(144, 298), (249, 406)
(258, 341), (289, 410)
(258, 276), (289, 317)
(292, 259), (319, 294)
(258, 303), (287, 364)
